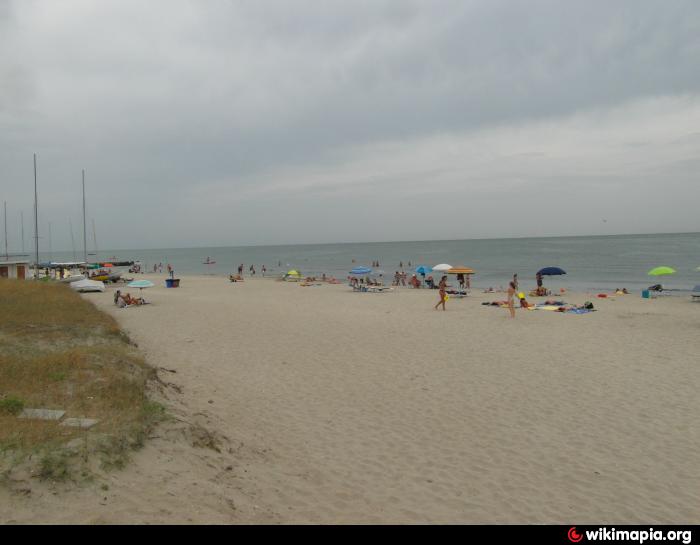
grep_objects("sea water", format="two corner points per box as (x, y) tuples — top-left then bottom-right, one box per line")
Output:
(33, 232), (700, 293)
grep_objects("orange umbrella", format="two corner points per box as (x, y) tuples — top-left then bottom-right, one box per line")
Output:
(103, 263), (114, 268)
(447, 267), (475, 274)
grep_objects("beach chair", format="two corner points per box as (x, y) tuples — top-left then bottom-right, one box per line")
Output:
(367, 286), (393, 293)
(692, 286), (700, 302)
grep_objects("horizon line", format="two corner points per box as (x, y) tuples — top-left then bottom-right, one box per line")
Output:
(24, 229), (700, 254)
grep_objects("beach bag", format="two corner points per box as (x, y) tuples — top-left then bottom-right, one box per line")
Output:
(584, 301), (594, 310)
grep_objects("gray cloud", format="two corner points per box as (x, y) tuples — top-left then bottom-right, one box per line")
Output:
(1, 0), (699, 250)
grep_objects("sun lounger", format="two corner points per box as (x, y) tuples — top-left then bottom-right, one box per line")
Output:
(351, 285), (392, 292)
(446, 289), (468, 297)
(692, 289), (700, 302)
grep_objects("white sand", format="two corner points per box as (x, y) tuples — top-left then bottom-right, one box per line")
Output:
(3, 276), (699, 523)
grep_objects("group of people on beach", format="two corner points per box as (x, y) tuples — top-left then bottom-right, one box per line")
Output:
(113, 289), (146, 307)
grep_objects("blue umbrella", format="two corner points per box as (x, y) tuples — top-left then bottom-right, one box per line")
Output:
(415, 265), (432, 275)
(537, 267), (567, 276)
(350, 266), (372, 275)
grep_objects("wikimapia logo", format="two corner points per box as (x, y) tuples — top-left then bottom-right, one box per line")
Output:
(567, 526), (693, 544)
(568, 527), (584, 542)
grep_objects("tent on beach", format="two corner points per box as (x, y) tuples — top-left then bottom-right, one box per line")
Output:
(284, 269), (302, 281)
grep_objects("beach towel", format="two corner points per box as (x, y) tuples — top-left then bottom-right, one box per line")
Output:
(567, 308), (594, 314)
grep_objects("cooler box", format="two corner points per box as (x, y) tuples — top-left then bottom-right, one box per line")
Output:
(165, 278), (180, 288)
(641, 290), (650, 299)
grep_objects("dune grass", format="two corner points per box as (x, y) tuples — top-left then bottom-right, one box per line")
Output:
(0, 279), (163, 481)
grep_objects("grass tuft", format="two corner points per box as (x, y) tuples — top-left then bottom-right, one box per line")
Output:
(0, 397), (25, 416)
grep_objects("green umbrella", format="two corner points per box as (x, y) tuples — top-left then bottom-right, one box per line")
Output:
(648, 266), (676, 276)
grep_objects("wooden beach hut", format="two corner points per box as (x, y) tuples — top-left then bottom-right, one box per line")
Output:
(0, 260), (30, 280)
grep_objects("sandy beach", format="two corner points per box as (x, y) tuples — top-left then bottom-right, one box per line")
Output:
(3, 275), (699, 524)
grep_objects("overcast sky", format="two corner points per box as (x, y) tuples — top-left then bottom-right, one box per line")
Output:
(1, 0), (699, 250)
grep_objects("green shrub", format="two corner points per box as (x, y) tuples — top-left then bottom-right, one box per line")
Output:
(0, 397), (25, 416)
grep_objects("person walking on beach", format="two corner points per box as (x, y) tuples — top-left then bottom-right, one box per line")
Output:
(434, 275), (448, 311)
(507, 281), (517, 318)
(238, 264), (243, 276)
(250, 264), (255, 276)
(262, 265), (266, 277)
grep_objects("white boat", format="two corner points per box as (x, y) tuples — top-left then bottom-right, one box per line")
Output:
(58, 273), (86, 283)
(70, 279), (105, 293)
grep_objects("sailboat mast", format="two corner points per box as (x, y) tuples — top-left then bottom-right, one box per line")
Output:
(92, 219), (98, 259)
(82, 169), (87, 264)
(34, 153), (39, 267)
(69, 219), (77, 261)
(21, 211), (25, 253)
(3, 201), (8, 260)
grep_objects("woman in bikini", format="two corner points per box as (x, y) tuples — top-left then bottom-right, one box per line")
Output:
(434, 275), (448, 311)
(507, 281), (516, 318)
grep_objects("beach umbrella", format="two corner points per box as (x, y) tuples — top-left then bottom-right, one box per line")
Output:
(647, 266), (676, 276)
(350, 266), (372, 275)
(415, 265), (432, 275)
(286, 269), (301, 277)
(447, 267), (475, 275)
(127, 280), (154, 290)
(537, 266), (567, 276)
(432, 264), (453, 272)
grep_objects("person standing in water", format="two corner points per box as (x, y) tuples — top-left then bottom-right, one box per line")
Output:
(434, 275), (448, 311)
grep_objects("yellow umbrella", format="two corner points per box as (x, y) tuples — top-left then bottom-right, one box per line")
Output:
(648, 266), (676, 276)
(447, 267), (475, 274)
